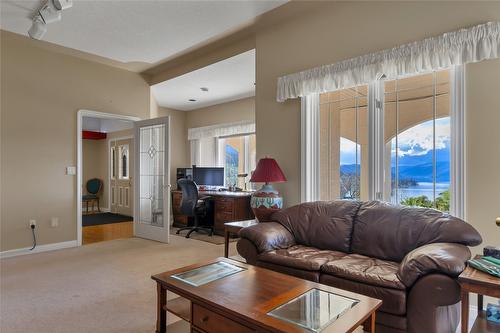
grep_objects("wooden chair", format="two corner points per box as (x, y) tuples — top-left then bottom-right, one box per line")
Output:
(83, 178), (102, 214)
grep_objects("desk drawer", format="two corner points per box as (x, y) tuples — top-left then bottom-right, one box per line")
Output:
(192, 304), (254, 333)
(215, 210), (234, 222)
(215, 198), (234, 212)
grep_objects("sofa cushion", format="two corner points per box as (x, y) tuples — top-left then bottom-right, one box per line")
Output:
(320, 274), (407, 315)
(271, 201), (361, 253)
(351, 201), (482, 262)
(321, 253), (405, 290)
(256, 261), (321, 282)
(258, 245), (346, 271)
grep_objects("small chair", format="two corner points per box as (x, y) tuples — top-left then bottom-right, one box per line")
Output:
(176, 178), (213, 238)
(83, 178), (102, 214)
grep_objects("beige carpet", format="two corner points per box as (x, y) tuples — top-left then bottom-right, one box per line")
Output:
(1, 235), (238, 333)
(170, 227), (239, 245)
(1, 236), (467, 333)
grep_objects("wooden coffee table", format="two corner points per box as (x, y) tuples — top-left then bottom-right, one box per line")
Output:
(152, 257), (382, 333)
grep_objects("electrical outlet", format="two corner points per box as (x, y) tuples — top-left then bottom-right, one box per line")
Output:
(51, 217), (59, 227)
(29, 220), (36, 228)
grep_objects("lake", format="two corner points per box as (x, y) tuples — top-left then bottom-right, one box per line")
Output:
(392, 182), (449, 202)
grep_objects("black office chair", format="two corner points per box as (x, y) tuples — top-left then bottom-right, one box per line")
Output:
(176, 178), (213, 238)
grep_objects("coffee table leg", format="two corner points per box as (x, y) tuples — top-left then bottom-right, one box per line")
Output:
(361, 312), (375, 332)
(224, 230), (230, 258)
(461, 290), (469, 333)
(156, 283), (166, 333)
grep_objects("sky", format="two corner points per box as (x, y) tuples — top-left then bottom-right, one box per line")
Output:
(340, 117), (451, 165)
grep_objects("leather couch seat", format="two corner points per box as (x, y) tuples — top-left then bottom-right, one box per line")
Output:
(321, 253), (405, 290)
(258, 244), (346, 271)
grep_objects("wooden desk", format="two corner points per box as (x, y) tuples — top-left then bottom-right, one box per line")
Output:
(458, 255), (500, 333)
(172, 190), (254, 236)
(152, 257), (382, 333)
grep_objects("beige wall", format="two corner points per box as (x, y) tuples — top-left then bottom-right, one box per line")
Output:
(82, 139), (108, 209)
(255, 1), (500, 252)
(185, 97), (255, 129)
(156, 107), (189, 188)
(0, 31), (150, 251)
(466, 59), (500, 253)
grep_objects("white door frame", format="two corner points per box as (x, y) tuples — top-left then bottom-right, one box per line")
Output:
(77, 109), (141, 246)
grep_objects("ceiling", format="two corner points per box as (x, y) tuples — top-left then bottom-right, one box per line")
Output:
(82, 117), (133, 133)
(152, 49), (255, 111)
(0, 0), (286, 66)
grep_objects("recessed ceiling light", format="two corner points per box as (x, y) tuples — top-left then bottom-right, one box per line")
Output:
(200, 87), (209, 92)
(188, 99), (197, 102)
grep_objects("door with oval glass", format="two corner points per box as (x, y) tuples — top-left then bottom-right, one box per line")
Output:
(110, 138), (134, 217)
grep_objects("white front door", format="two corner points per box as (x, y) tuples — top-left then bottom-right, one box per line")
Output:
(134, 117), (170, 243)
(110, 138), (134, 217)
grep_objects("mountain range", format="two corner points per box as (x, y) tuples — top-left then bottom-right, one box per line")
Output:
(340, 147), (450, 183)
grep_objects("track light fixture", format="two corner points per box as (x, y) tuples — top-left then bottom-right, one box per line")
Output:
(28, 0), (73, 40)
(28, 15), (47, 40)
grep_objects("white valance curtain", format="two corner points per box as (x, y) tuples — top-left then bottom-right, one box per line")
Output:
(187, 121), (255, 140)
(277, 21), (500, 102)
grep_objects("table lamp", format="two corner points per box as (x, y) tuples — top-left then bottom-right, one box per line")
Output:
(249, 157), (287, 222)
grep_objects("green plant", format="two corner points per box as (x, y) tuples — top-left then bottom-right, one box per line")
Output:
(400, 190), (450, 212)
(400, 195), (433, 208)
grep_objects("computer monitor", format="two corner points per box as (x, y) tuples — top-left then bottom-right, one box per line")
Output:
(193, 167), (224, 186)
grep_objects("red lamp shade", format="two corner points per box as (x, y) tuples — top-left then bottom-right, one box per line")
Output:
(250, 158), (287, 183)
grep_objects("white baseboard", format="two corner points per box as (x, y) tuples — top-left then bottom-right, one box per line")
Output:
(0, 240), (78, 259)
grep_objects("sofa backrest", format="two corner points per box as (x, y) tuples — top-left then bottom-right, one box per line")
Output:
(350, 201), (482, 262)
(271, 201), (361, 253)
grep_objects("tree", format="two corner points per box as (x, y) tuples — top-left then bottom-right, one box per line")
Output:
(435, 190), (450, 212)
(400, 190), (450, 212)
(400, 195), (433, 208)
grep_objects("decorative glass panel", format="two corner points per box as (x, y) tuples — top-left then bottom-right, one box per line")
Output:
(118, 144), (129, 179)
(112, 147), (116, 179)
(171, 261), (245, 287)
(268, 289), (359, 332)
(139, 124), (165, 227)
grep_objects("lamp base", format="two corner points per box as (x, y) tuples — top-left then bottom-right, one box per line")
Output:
(250, 184), (283, 222)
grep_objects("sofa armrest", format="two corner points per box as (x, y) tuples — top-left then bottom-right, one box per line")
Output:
(397, 243), (471, 287)
(239, 222), (296, 254)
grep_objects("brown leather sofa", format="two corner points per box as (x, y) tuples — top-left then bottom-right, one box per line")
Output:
(237, 201), (482, 333)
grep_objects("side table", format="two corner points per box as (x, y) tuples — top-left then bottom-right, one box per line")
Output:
(458, 255), (500, 333)
(223, 219), (258, 258)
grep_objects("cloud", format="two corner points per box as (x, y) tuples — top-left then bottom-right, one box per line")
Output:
(393, 118), (450, 156)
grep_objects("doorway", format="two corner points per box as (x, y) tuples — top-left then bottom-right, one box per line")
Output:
(77, 110), (172, 246)
(80, 115), (136, 245)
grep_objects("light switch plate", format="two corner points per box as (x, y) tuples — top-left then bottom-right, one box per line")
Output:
(66, 166), (76, 175)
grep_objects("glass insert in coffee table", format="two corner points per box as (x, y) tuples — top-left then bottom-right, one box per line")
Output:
(267, 288), (359, 332)
(170, 261), (245, 287)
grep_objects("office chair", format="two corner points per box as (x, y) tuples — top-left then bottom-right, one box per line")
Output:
(176, 178), (213, 238)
